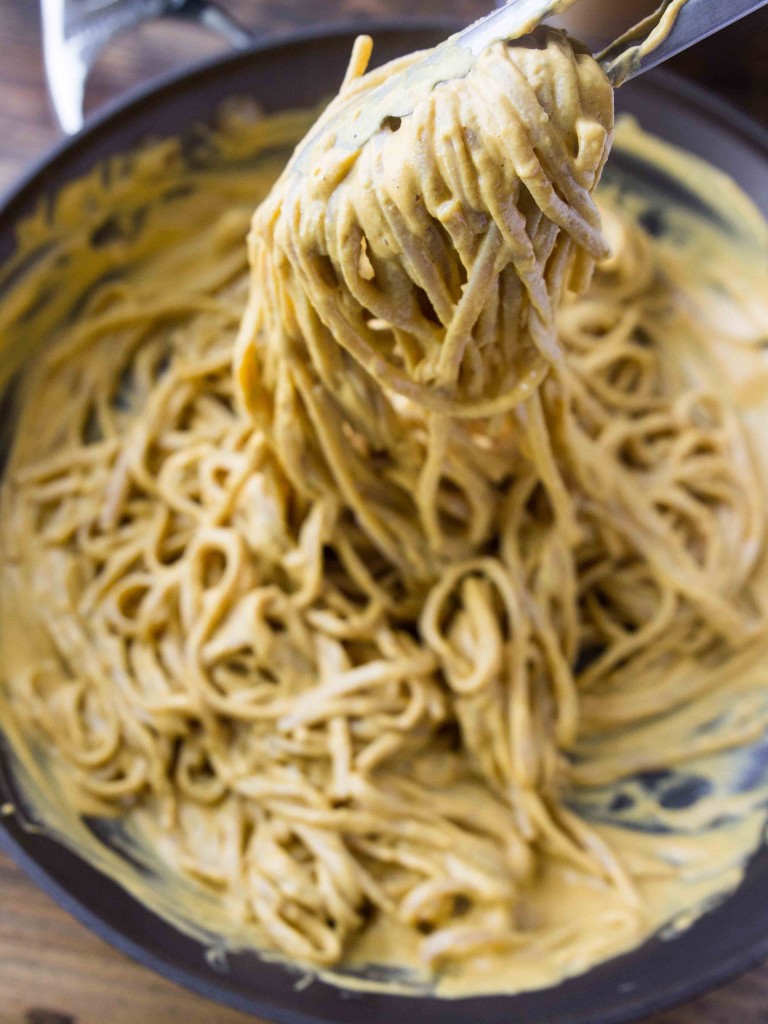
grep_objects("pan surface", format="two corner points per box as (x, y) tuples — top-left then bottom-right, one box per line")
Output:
(1, 20), (768, 1024)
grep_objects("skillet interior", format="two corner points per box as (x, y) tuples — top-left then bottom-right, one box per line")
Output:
(1, 21), (768, 1024)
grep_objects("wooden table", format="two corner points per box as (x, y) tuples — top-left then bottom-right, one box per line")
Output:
(1, 2), (768, 1022)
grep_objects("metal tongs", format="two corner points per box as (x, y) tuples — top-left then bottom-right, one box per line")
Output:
(41, 0), (253, 135)
(462, 0), (768, 83)
(456, 0), (768, 81)
(42, 0), (768, 136)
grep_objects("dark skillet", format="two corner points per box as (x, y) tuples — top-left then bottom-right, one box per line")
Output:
(1, 20), (768, 1024)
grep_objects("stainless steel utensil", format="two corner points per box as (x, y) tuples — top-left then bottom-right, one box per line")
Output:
(445, 0), (768, 83)
(40, 0), (252, 134)
(597, 0), (768, 85)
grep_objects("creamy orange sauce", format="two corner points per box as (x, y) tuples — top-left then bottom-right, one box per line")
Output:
(0, 104), (767, 998)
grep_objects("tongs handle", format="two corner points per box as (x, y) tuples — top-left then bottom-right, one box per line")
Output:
(165, 0), (251, 48)
(599, 0), (768, 86)
(41, 0), (253, 136)
(458, 0), (768, 89)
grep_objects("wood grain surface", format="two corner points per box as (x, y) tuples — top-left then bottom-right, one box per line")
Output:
(1, 2), (768, 1022)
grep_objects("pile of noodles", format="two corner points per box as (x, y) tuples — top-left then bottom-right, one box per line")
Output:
(2, 28), (764, 971)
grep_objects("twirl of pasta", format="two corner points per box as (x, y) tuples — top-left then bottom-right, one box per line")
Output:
(236, 29), (614, 576)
